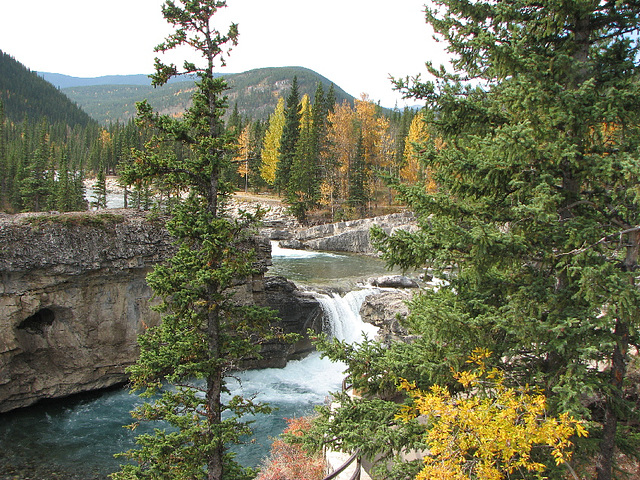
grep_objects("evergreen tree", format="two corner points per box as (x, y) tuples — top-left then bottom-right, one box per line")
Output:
(21, 119), (52, 212)
(310, 83), (329, 198)
(227, 102), (242, 136)
(274, 76), (300, 194)
(313, 2), (640, 479)
(113, 2), (281, 479)
(90, 166), (107, 209)
(326, 83), (337, 114)
(287, 94), (315, 222)
(347, 133), (367, 215)
(0, 100), (7, 209)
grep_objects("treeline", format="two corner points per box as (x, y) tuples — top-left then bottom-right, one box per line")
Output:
(0, 99), (151, 213)
(227, 77), (420, 222)
(1, 67), (421, 219)
(95, 77), (420, 223)
(0, 102), (84, 212)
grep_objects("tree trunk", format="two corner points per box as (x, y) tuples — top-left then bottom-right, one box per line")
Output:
(596, 231), (638, 480)
(207, 299), (224, 480)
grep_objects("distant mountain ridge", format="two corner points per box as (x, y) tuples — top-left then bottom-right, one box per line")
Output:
(39, 72), (205, 89)
(44, 67), (355, 125)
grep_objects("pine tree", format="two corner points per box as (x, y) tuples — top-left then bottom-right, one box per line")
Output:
(113, 2), (280, 479)
(21, 119), (52, 212)
(287, 94), (316, 222)
(310, 83), (329, 198)
(0, 100), (7, 209)
(227, 102), (242, 136)
(274, 77), (300, 194)
(347, 133), (367, 215)
(90, 166), (107, 209)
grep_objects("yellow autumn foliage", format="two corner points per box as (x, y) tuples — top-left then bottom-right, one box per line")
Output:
(397, 349), (587, 480)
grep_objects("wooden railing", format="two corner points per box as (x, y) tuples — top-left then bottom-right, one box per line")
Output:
(322, 375), (362, 480)
(323, 449), (361, 480)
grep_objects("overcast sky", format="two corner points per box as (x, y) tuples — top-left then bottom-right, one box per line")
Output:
(0, 0), (448, 108)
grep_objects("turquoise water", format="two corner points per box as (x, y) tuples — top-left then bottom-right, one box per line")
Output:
(0, 245), (387, 479)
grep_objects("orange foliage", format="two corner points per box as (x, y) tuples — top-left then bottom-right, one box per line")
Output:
(257, 417), (324, 480)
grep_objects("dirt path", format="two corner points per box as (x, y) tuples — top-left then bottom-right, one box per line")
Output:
(231, 191), (283, 206)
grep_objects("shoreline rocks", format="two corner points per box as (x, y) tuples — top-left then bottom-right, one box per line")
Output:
(279, 212), (417, 255)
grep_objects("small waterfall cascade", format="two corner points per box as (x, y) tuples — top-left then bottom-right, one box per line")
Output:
(314, 289), (379, 343)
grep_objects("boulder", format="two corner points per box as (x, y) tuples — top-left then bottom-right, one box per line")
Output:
(359, 290), (414, 344)
(290, 212), (417, 255)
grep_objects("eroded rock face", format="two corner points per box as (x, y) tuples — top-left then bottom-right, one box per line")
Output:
(0, 210), (293, 412)
(0, 211), (175, 413)
(243, 276), (323, 369)
(359, 290), (414, 344)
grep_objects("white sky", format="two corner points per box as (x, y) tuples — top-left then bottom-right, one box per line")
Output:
(0, 0), (448, 108)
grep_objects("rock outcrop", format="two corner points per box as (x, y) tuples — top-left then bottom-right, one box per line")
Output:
(0, 210), (314, 412)
(369, 275), (420, 289)
(359, 290), (414, 344)
(244, 276), (323, 369)
(280, 212), (417, 255)
(0, 211), (174, 412)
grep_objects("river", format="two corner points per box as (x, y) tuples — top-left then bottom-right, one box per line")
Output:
(0, 243), (390, 479)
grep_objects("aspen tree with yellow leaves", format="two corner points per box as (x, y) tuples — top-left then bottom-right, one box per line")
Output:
(260, 96), (285, 185)
(235, 125), (251, 192)
(401, 112), (429, 185)
(397, 350), (587, 480)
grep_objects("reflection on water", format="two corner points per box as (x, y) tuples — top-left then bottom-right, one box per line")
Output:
(269, 241), (396, 288)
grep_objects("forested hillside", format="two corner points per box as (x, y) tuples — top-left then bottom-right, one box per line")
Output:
(0, 51), (93, 127)
(0, 52), (102, 213)
(60, 66), (354, 124)
(1, 51), (417, 221)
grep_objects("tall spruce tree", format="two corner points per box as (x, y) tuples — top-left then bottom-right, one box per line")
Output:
(113, 2), (279, 479)
(90, 166), (107, 209)
(21, 119), (52, 212)
(274, 76), (300, 194)
(311, 1), (640, 479)
(0, 100), (6, 208)
(287, 94), (316, 222)
(347, 133), (367, 215)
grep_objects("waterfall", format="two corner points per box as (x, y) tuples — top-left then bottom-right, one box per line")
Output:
(314, 289), (379, 343)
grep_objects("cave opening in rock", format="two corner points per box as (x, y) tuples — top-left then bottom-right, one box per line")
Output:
(18, 308), (56, 334)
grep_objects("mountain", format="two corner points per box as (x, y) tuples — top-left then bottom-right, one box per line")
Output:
(49, 67), (355, 124)
(0, 50), (94, 127)
(39, 73), (204, 89)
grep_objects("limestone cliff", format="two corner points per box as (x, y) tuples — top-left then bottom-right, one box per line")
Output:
(0, 211), (180, 412)
(0, 210), (314, 413)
